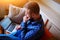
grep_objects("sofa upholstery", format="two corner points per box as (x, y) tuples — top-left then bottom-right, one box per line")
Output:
(8, 4), (25, 24)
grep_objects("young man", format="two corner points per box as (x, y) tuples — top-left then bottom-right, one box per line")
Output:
(15, 2), (44, 40)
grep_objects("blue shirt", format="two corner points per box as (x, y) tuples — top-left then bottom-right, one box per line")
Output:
(18, 15), (44, 40)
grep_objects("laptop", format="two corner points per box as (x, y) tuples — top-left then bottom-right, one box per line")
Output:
(0, 17), (19, 33)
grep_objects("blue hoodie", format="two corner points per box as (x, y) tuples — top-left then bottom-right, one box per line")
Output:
(15, 15), (44, 40)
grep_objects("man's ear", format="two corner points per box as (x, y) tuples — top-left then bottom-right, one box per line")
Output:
(32, 13), (35, 16)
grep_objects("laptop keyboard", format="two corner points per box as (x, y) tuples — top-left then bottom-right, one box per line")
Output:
(7, 23), (16, 32)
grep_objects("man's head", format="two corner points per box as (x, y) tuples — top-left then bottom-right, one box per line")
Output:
(24, 2), (40, 20)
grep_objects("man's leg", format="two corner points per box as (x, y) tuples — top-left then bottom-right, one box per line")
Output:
(0, 34), (20, 40)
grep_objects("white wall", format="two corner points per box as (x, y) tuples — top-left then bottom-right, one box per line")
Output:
(41, 0), (60, 14)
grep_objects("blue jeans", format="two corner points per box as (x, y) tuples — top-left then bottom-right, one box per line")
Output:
(14, 30), (26, 40)
(14, 30), (22, 37)
(0, 34), (20, 40)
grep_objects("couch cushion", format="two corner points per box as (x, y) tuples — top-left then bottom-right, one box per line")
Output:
(8, 4), (25, 24)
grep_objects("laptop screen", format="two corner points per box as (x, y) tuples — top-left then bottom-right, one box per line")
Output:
(0, 17), (11, 29)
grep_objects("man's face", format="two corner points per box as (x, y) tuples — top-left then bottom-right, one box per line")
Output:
(25, 9), (38, 20)
(25, 9), (32, 19)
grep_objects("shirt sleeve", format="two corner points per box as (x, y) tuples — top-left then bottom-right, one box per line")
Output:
(24, 25), (42, 40)
(20, 21), (27, 30)
(27, 24), (41, 30)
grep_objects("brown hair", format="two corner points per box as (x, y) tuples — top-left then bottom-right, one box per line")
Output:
(24, 2), (40, 14)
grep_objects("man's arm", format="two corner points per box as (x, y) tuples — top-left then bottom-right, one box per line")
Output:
(16, 16), (30, 30)
(24, 25), (42, 40)
(16, 22), (27, 30)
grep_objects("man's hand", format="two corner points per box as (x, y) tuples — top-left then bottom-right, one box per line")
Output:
(23, 16), (30, 23)
(16, 25), (21, 30)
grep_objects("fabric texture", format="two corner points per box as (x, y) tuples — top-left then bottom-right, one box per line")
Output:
(15, 15), (44, 40)
(8, 4), (25, 24)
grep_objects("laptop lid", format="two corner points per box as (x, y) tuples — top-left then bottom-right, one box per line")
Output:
(0, 17), (11, 29)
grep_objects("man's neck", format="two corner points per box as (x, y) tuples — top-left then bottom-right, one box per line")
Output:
(34, 15), (41, 21)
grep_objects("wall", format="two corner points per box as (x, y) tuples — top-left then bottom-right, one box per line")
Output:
(41, 0), (60, 14)
(53, 0), (60, 4)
